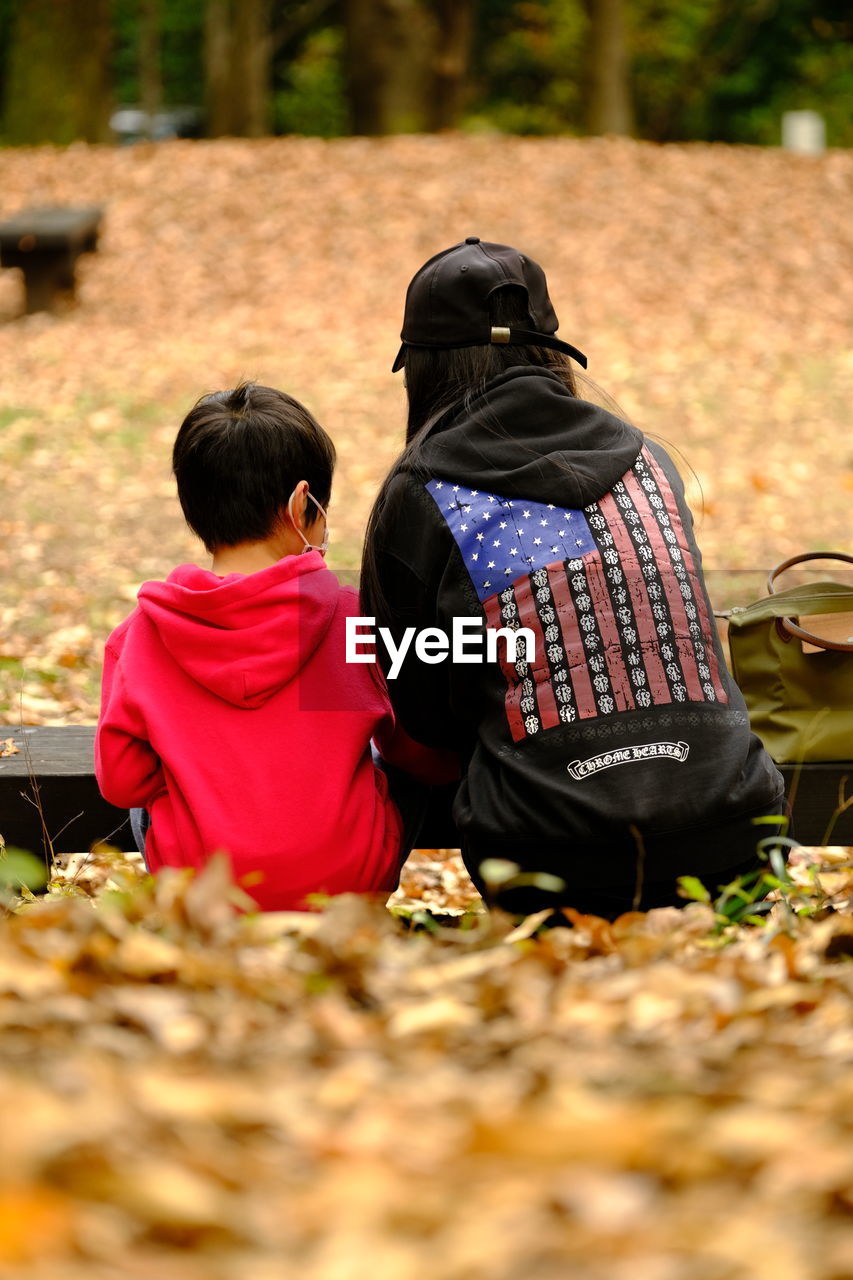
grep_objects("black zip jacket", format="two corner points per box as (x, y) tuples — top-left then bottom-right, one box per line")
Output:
(365, 366), (785, 900)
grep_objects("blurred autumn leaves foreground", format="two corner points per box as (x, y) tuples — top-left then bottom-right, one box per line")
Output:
(0, 844), (852, 1279)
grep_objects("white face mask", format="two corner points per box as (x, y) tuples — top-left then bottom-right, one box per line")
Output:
(288, 489), (329, 557)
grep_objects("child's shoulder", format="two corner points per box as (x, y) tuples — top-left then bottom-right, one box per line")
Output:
(330, 579), (362, 614)
(101, 608), (142, 667)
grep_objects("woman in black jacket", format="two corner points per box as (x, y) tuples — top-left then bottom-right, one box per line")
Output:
(361, 237), (786, 918)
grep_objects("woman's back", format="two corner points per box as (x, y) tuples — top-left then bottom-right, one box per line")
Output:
(362, 240), (786, 915)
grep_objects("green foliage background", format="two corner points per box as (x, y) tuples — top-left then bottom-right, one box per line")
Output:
(112, 0), (205, 109)
(0, 0), (851, 145)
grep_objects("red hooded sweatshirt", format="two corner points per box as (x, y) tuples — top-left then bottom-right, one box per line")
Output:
(96, 551), (450, 910)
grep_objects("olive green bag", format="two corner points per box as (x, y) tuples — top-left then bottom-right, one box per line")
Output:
(726, 553), (853, 763)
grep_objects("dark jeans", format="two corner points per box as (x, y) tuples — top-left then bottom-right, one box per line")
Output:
(130, 807), (150, 867)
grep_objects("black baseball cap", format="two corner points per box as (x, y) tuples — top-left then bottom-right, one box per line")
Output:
(391, 237), (587, 373)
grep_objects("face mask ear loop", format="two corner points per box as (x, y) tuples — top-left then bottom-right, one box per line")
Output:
(287, 489), (313, 554)
(307, 493), (330, 557)
(288, 489), (330, 557)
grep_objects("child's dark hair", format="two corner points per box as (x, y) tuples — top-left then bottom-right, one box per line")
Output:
(173, 382), (336, 553)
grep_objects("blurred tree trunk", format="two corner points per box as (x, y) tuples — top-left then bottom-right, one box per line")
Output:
(204, 0), (272, 137)
(139, 0), (162, 139)
(343, 0), (475, 135)
(2, 0), (113, 145)
(204, 0), (232, 137)
(428, 0), (475, 131)
(585, 0), (634, 136)
(235, 0), (272, 137)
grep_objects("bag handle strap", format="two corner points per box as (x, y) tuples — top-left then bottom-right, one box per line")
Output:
(767, 551), (853, 652)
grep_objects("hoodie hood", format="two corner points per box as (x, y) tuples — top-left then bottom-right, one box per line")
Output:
(137, 551), (339, 708)
(418, 366), (643, 508)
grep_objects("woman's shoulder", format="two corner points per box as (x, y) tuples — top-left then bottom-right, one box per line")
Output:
(384, 466), (427, 501)
(333, 581), (362, 616)
(375, 466), (454, 531)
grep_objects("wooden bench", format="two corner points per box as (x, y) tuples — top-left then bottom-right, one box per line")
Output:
(0, 725), (849, 857)
(0, 206), (103, 314)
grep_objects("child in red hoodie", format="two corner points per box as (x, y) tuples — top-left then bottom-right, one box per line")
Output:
(95, 383), (454, 910)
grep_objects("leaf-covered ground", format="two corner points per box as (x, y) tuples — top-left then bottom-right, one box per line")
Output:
(1, 135), (851, 722)
(0, 846), (851, 1279)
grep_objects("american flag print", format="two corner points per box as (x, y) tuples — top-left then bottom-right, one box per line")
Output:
(425, 447), (728, 743)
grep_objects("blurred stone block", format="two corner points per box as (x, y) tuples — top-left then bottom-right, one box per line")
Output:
(781, 111), (826, 155)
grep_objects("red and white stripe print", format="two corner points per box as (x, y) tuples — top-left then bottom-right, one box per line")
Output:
(487, 447), (727, 742)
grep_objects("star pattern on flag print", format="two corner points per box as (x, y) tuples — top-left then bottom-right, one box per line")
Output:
(425, 448), (728, 743)
(424, 481), (596, 601)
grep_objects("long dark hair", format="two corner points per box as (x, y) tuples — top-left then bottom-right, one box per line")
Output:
(360, 287), (577, 622)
